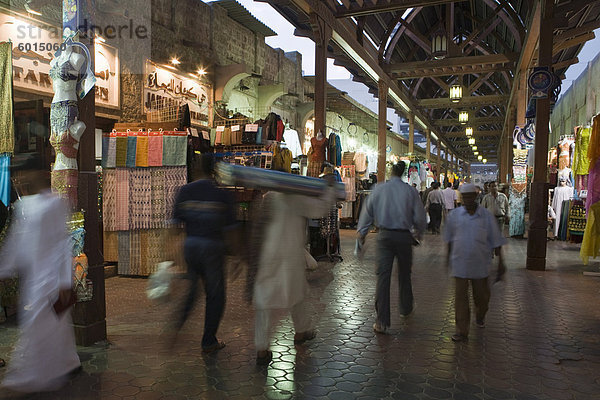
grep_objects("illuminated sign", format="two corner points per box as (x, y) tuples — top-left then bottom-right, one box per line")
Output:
(143, 61), (211, 126)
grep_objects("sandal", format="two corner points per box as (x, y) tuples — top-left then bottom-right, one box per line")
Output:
(256, 350), (273, 365)
(0, 358), (5, 368)
(202, 340), (226, 353)
(294, 330), (317, 344)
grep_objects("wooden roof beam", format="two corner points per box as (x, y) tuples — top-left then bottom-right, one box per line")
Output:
(552, 32), (596, 56)
(417, 95), (509, 108)
(387, 53), (518, 73)
(433, 117), (505, 127)
(395, 64), (512, 79)
(335, 0), (456, 18)
(444, 130), (502, 137)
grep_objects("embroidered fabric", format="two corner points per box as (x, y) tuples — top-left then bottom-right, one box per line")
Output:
(51, 169), (78, 208)
(0, 42), (14, 154)
(50, 100), (78, 135)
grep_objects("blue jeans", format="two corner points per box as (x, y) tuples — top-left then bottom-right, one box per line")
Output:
(376, 230), (414, 327)
(177, 236), (225, 348)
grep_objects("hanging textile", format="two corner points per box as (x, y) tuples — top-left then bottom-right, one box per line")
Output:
(0, 153), (9, 207)
(126, 131), (137, 168)
(572, 126), (591, 176)
(580, 202), (600, 265)
(115, 168), (130, 231)
(162, 131), (187, 166)
(135, 132), (149, 167)
(552, 184), (572, 237)
(129, 168), (152, 230)
(148, 131), (163, 166)
(0, 42), (14, 155)
(587, 115), (600, 169)
(115, 132), (128, 167)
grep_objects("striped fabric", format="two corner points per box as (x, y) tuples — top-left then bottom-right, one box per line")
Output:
(115, 168), (130, 231)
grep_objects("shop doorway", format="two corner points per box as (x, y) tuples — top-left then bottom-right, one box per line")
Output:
(13, 99), (51, 169)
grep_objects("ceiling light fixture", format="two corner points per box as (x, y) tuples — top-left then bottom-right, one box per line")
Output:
(465, 127), (473, 136)
(459, 111), (469, 124)
(170, 57), (181, 65)
(449, 85), (463, 103)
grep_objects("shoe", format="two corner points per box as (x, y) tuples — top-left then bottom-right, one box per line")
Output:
(400, 302), (416, 318)
(256, 350), (273, 365)
(451, 334), (468, 342)
(202, 340), (226, 353)
(373, 322), (387, 334)
(476, 319), (485, 328)
(294, 330), (317, 344)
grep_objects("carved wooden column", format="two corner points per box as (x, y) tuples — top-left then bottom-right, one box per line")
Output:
(527, 0), (554, 271)
(425, 129), (431, 160)
(408, 113), (415, 154)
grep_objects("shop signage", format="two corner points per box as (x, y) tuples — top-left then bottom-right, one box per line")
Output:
(1, 12), (120, 108)
(143, 60), (210, 126)
(528, 67), (554, 99)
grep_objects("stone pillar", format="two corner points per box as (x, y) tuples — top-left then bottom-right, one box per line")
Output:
(408, 113), (415, 154)
(425, 129), (431, 160)
(527, 0), (553, 271)
(378, 80), (388, 182)
(310, 14), (332, 137)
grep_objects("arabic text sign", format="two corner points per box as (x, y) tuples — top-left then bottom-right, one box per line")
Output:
(143, 61), (210, 126)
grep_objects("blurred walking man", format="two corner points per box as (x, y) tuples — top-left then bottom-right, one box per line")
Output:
(443, 184), (506, 342)
(171, 154), (237, 353)
(357, 162), (427, 334)
(481, 181), (509, 234)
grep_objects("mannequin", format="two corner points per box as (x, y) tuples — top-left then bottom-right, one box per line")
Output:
(316, 130), (324, 140)
(49, 45), (86, 208)
(552, 179), (573, 237)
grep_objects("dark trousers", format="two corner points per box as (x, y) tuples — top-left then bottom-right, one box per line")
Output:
(455, 277), (490, 337)
(429, 203), (443, 233)
(376, 230), (414, 328)
(177, 236), (225, 348)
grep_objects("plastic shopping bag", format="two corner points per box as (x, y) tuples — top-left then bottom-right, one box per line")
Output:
(146, 261), (174, 302)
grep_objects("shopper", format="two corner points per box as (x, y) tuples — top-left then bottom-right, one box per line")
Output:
(171, 154), (237, 353)
(357, 162), (427, 334)
(0, 153), (80, 392)
(425, 182), (444, 234)
(481, 181), (510, 234)
(442, 181), (458, 215)
(443, 183), (506, 342)
(254, 177), (336, 365)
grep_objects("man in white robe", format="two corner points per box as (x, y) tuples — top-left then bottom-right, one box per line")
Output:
(0, 154), (80, 392)
(254, 185), (335, 365)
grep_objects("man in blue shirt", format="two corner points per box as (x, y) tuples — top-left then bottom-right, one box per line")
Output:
(443, 183), (506, 342)
(171, 154), (237, 353)
(357, 162), (427, 333)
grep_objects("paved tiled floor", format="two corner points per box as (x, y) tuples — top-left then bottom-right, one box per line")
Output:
(1, 230), (600, 399)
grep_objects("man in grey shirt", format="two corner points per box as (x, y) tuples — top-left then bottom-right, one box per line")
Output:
(357, 162), (427, 334)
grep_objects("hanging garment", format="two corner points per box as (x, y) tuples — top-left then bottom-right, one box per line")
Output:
(587, 115), (600, 169)
(114, 132), (128, 168)
(553, 185), (572, 237)
(276, 119), (285, 142)
(586, 160), (600, 213)
(508, 186), (526, 237)
(115, 168), (130, 231)
(309, 136), (328, 163)
(283, 129), (303, 158)
(558, 200), (571, 241)
(580, 202), (600, 265)
(0, 153), (9, 207)
(573, 126), (591, 176)
(354, 152), (368, 174)
(558, 139), (573, 170)
(0, 42), (14, 154)
(272, 146), (293, 173)
(102, 170), (117, 231)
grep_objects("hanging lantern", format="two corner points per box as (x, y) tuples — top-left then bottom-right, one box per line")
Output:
(468, 137), (475, 145)
(465, 126), (473, 136)
(478, 155), (483, 161)
(431, 27), (448, 60)
(459, 111), (469, 124)
(449, 85), (463, 102)
(474, 151), (479, 155)
(472, 145), (478, 151)
(483, 158), (487, 163)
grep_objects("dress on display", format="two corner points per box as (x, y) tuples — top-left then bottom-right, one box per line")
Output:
(508, 186), (526, 236)
(307, 136), (328, 177)
(552, 185), (573, 237)
(573, 127), (591, 176)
